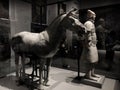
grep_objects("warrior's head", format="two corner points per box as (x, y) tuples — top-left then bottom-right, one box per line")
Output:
(87, 10), (96, 21)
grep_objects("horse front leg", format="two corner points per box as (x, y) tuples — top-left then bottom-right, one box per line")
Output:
(43, 58), (52, 86)
(38, 58), (46, 90)
(21, 54), (26, 79)
(15, 53), (20, 85)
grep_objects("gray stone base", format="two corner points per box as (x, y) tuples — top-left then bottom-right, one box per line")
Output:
(80, 75), (105, 88)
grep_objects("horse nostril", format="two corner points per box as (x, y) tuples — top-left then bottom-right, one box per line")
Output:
(80, 27), (85, 32)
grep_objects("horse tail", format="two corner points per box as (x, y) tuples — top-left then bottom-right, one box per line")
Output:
(11, 36), (23, 52)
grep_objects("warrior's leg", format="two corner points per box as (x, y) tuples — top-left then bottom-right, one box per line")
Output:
(84, 63), (98, 81)
(91, 64), (100, 78)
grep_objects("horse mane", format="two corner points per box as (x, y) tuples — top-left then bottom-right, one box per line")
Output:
(46, 13), (66, 31)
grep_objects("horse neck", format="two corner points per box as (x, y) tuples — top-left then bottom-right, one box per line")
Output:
(46, 14), (66, 48)
(47, 24), (66, 47)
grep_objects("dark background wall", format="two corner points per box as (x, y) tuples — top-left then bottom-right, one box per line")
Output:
(79, 4), (120, 41)
(93, 5), (120, 40)
(0, 0), (10, 61)
(0, 0), (9, 18)
(79, 0), (120, 9)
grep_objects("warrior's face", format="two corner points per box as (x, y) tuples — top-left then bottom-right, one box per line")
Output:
(87, 10), (96, 20)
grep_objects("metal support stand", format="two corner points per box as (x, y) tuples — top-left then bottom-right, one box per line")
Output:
(76, 55), (81, 80)
(74, 46), (81, 81)
(18, 57), (48, 90)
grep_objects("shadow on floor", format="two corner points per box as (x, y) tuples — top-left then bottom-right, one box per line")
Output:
(0, 76), (27, 90)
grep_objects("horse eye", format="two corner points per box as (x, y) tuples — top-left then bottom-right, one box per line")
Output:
(72, 23), (75, 26)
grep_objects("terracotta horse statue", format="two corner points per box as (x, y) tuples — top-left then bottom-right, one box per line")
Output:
(11, 8), (85, 90)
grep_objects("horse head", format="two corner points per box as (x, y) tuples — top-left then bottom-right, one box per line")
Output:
(61, 8), (86, 35)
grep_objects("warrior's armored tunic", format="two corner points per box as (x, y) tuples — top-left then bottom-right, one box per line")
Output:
(81, 20), (98, 63)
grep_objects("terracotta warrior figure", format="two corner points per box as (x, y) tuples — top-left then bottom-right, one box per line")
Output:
(80, 10), (100, 80)
(96, 18), (108, 49)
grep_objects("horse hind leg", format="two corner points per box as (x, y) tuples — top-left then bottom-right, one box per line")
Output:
(21, 54), (26, 79)
(38, 58), (46, 90)
(15, 53), (20, 85)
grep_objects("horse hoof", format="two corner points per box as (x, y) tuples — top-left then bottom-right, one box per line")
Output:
(16, 80), (21, 86)
(38, 85), (44, 90)
(29, 89), (44, 90)
(44, 83), (50, 87)
(31, 88), (44, 90)
(37, 88), (44, 90)
(43, 82), (50, 87)
(16, 79), (24, 86)
(43, 80), (50, 86)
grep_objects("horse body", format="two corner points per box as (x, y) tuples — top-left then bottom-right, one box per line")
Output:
(11, 9), (85, 89)
(12, 31), (50, 57)
(12, 14), (66, 58)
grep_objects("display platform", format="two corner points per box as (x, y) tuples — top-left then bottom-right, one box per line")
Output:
(80, 75), (105, 88)
(0, 67), (119, 90)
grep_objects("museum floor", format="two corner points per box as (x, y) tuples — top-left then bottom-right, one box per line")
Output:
(0, 50), (120, 90)
(0, 67), (119, 90)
